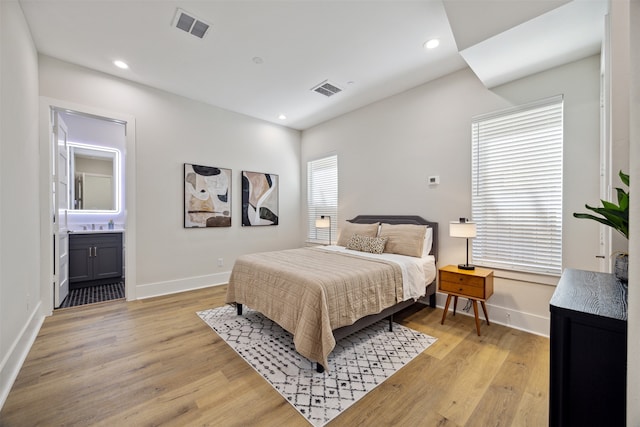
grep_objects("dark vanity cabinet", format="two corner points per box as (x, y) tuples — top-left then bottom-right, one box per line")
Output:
(69, 232), (123, 288)
(549, 268), (627, 427)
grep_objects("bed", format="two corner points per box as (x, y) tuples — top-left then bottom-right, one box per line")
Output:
(225, 215), (438, 372)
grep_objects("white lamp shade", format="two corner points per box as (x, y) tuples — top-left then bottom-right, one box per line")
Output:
(315, 217), (331, 228)
(449, 221), (477, 238)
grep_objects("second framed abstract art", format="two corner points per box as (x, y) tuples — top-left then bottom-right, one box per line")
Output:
(241, 171), (279, 226)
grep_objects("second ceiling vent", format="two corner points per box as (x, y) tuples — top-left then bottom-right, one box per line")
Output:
(173, 8), (211, 39)
(311, 80), (343, 97)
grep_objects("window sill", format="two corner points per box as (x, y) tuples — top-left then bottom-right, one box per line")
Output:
(480, 267), (560, 286)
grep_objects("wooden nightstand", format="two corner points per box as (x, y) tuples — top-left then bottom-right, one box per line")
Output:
(439, 265), (494, 336)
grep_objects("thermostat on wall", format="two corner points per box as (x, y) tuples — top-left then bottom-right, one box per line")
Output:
(428, 175), (440, 185)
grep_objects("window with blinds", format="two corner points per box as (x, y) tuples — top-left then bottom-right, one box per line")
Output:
(307, 154), (338, 243)
(471, 96), (563, 275)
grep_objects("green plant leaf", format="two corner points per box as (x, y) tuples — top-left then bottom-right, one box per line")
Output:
(573, 212), (617, 229)
(620, 170), (630, 186)
(616, 188), (629, 210)
(573, 171), (629, 239)
(601, 200), (622, 211)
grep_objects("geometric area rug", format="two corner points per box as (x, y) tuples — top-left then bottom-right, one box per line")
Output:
(197, 305), (437, 427)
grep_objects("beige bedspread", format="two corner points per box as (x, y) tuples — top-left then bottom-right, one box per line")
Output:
(225, 247), (404, 370)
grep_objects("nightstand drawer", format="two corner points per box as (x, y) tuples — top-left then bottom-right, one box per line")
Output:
(440, 271), (485, 287)
(439, 280), (486, 298)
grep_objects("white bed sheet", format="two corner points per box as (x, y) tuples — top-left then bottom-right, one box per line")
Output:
(320, 245), (436, 301)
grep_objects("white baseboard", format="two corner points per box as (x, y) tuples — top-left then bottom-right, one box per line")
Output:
(435, 293), (550, 337)
(0, 301), (45, 409)
(135, 272), (230, 300)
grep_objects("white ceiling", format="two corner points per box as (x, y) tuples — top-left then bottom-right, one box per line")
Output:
(19, 0), (607, 130)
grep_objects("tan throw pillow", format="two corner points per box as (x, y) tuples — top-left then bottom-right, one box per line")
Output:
(379, 223), (427, 257)
(337, 222), (379, 246)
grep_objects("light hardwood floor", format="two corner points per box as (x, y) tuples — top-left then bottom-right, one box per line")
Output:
(0, 286), (549, 426)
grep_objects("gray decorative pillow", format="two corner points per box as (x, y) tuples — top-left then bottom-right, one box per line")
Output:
(347, 234), (387, 254)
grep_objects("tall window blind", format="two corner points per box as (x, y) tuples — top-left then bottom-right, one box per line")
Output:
(307, 155), (338, 243)
(471, 96), (563, 275)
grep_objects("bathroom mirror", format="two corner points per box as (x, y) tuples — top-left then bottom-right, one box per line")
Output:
(68, 143), (120, 212)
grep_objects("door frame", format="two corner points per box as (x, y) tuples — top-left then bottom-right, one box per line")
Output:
(39, 97), (137, 315)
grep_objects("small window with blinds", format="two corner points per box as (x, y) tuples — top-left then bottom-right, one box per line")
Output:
(471, 96), (563, 275)
(307, 154), (338, 243)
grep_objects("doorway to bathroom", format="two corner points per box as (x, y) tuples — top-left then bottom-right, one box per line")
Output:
(49, 107), (130, 309)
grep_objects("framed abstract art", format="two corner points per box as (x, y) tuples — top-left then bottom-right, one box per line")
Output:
(184, 163), (231, 228)
(241, 171), (279, 226)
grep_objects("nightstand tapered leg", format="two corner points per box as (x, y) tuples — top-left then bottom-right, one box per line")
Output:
(441, 295), (453, 325)
(481, 301), (490, 325)
(453, 296), (459, 316)
(472, 300), (481, 336)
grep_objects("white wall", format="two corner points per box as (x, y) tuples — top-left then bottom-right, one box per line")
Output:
(301, 55), (602, 336)
(0, 0), (43, 408)
(38, 55), (302, 299)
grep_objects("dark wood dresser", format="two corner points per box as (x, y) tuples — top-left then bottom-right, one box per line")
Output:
(549, 268), (627, 427)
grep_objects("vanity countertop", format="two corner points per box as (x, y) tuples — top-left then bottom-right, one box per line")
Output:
(68, 229), (124, 234)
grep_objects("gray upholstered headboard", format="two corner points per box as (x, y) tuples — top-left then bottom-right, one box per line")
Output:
(348, 215), (438, 261)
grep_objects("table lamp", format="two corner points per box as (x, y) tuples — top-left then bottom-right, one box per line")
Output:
(450, 218), (477, 270)
(315, 215), (331, 245)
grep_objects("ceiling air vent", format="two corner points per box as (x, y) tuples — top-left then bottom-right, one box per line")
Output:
(311, 80), (343, 97)
(172, 8), (211, 39)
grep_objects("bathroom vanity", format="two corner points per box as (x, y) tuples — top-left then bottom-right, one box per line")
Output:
(68, 231), (123, 288)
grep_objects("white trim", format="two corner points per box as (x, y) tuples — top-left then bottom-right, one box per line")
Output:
(434, 292), (550, 337)
(135, 273), (230, 300)
(0, 302), (44, 408)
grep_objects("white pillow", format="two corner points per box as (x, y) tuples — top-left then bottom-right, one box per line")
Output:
(422, 227), (433, 257)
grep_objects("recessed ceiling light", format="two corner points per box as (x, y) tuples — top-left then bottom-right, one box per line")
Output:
(278, 114), (287, 120)
(113, 60), (129, 69)
(424, 39), (440, 49)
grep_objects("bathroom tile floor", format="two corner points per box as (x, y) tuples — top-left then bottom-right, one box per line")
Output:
(59, 281), (125, 308)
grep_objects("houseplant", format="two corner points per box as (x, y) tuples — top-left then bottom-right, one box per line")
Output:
(573, 170), (629, 282)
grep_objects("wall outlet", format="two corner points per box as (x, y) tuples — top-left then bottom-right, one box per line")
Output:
(428, 175), (440, 185)
(217, 258), (224, 267)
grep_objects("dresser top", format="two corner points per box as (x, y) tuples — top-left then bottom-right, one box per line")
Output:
(550, 268), (627, 321)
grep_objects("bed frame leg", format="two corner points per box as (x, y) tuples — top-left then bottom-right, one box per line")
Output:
(429, 293), (436, 308)
(236, 303), (243, 315)
(388, 314), (394, 332)
(316, 363), (325, 373)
